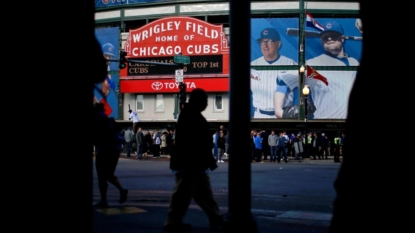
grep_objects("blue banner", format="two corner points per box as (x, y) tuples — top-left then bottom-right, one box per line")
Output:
(95, 0), (173, 8)
(94, 27), (120, 119)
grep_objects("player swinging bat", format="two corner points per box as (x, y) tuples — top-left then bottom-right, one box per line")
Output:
(128, 104), (132, 119)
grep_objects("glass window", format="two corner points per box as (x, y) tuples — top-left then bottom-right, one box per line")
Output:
(214, 94), (223, 110)
(155, 94), (164, 112)
(224, 27), (230, 46)
(136, 95), (144, 111)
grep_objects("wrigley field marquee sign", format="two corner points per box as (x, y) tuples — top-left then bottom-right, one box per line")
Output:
(123, 16), (229, 76)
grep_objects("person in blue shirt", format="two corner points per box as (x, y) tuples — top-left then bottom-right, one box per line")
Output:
(254, 132), (263, 163)
(288, 133), (296, 158)
(277, 132), (288, 163)
(213, 125), (224, 161)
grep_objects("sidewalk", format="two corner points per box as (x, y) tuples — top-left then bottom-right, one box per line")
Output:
(93, 152), (336, 233)
(93, 204), (331, 233)
(118, 151), (341, 164)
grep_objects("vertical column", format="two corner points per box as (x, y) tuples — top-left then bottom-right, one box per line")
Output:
(223, 0), (258, 232)
(299, 0), (305, 120)
(118, 27), (124, 120)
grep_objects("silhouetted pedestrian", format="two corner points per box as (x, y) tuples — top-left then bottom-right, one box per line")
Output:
(163, 88), (223, 232)
(92, 103), (128, 208)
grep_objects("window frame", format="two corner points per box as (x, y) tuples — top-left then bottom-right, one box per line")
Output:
(214, 93), (223, 111)
(155, 94), (164, 112)
(136, 94), (144, 112)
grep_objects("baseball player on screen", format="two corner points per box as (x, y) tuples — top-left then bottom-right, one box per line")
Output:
(93, 42), (116, 104)
(101, 43), (116, 97)
(305, 21), (359, 119)
(250, 28), (297, 118)
(274, 69), (323, 119)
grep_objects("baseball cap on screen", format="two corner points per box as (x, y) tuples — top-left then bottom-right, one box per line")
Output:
(321, 21), (343, 36)
(102, 43), (115, 56)
(257, 28), (281, 41)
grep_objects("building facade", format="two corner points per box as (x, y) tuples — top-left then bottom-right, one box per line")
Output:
(94, 0), (361, 131)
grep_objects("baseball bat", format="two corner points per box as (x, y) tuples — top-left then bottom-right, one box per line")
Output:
(128, 104), (131, 120)
(286, 28), (363, 40)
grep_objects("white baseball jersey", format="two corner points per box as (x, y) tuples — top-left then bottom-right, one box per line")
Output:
(251, 55), (297, 118)
(129, 111), (140, 123)
(306, 54), (358, 119)
(307, 53), (359, 66)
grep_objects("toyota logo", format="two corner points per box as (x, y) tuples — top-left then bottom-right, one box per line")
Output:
(152, 82), (163, 90)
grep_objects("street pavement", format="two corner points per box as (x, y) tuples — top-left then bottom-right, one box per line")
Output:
(93, 152), (340, 233)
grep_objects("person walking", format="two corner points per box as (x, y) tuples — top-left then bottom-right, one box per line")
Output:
(92, 103), (128, 208)
(163, 89), (223, 232)
(224, 131), (229, 159)
(217, 131), (226, 163)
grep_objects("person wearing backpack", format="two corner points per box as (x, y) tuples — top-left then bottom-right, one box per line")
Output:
(163, 88), (222, 232)
(152, 130), (162, 158)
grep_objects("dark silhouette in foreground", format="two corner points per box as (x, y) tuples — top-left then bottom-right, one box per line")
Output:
(92, 103), (128, 208)
(163, 88), (223, 232)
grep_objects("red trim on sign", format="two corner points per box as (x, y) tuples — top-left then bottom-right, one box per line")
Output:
(120, 78), (229, 93)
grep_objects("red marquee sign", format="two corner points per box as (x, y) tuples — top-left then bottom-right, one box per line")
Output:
(120, 16), (230, 90)
(124, 16), (229, 58)
(120, 78), (229, 93)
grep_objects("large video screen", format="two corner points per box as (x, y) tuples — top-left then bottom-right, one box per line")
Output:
(250, 18), (362, 120)
(94, 27), (120, 119)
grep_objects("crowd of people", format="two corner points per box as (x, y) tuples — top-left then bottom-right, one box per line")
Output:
(121, 126), (233, 163)
(122, 127), (176, 160)
(120, 125), (344, 164)
(250, 130), (345, 163)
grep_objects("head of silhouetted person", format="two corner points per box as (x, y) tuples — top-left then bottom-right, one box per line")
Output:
(188, 88), (208, 112)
